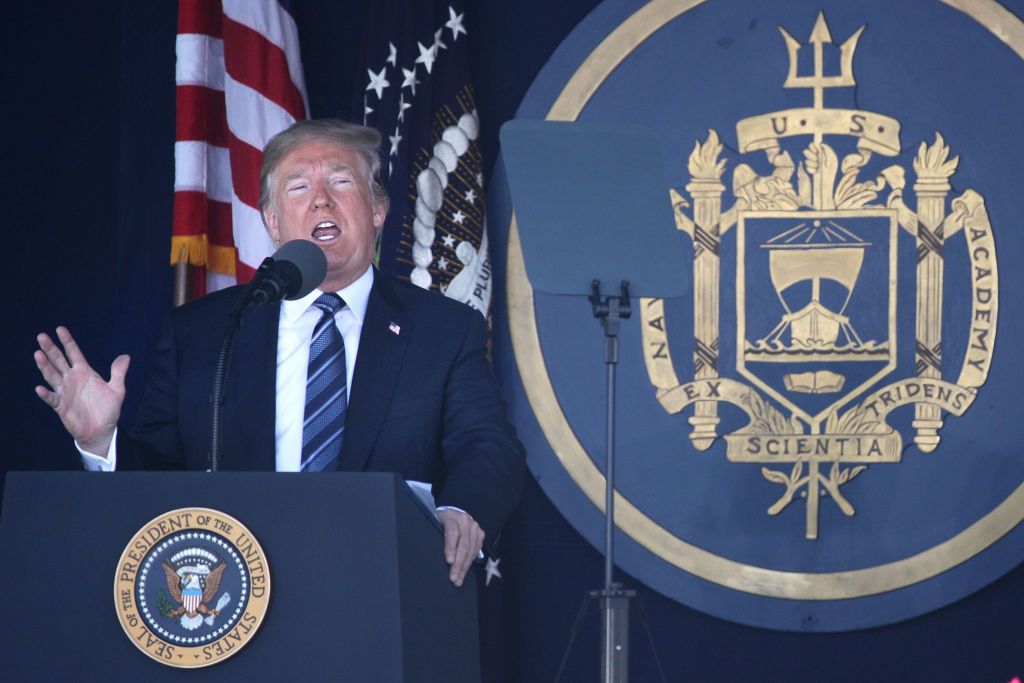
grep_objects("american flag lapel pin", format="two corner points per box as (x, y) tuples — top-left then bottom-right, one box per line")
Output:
(388, 321), (401, 335)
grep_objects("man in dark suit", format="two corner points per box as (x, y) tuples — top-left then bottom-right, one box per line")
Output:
(34, 119), (524, 587)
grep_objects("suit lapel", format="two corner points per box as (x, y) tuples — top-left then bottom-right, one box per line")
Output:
(341, 274), (411, 471)
(220, 300), (279, 471)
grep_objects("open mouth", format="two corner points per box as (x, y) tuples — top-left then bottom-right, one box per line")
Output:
(312, 221), (340, 242)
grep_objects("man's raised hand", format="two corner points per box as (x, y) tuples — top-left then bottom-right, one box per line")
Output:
(34, 326), (128, 456)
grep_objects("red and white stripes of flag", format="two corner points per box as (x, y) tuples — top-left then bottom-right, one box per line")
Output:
(173, 0), (307, 298)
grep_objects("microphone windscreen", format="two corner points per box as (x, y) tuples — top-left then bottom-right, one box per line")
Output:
(273, 240), (328, 299)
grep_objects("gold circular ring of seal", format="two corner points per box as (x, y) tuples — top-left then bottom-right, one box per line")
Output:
(113, 507), (270, 668)
(506, 0), (1024, 600)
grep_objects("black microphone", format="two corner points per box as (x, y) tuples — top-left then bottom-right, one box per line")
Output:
(246, 239), (328, 307)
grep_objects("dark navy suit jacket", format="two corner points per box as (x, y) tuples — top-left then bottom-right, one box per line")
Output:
(117, 272), (525, 542)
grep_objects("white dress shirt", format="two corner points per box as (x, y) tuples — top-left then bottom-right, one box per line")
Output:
(273, 267), (372, 471)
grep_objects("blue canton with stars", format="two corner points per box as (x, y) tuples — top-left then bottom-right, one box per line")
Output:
(358, 2), (488, 303)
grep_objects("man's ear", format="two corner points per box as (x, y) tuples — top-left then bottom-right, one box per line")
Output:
(263, 205), (281, 243)
(372, 200), (387, 229)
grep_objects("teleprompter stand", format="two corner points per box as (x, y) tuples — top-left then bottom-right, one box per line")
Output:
(500, 120), (690, 682)
(590, 279), (637, 681)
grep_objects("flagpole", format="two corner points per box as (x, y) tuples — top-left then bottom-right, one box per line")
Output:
(173, 249), (189, 307)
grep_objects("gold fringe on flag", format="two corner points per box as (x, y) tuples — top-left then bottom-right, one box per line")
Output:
(170, 234), (207, 266)
(207, 244), (237, 275)
(170, 235), (236, 275)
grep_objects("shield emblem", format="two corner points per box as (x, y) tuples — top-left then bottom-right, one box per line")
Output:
(736, 209), (898, 426)
(182, 582), (202, 613)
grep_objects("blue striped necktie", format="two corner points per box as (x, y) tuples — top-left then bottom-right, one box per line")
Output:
(301, 293), (347, 472)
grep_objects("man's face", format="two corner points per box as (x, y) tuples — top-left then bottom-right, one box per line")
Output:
(262, 138), (385, 291)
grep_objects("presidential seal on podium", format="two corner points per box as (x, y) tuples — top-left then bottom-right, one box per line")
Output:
(113, 508), (270, 667)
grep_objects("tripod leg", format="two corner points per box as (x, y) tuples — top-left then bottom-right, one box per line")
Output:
(555, 592), (595, 682)
(635, 595), (668, 683)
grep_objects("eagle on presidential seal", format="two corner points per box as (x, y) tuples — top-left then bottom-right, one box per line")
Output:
(160, 548), (231, 630)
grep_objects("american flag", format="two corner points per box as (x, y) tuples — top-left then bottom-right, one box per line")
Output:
(359, 2), (492, 316)
(172, 0), (308, 298)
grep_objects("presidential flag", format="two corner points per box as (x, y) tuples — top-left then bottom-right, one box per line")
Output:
(172, 0), (308, 298)
(359, 2), (492, 315)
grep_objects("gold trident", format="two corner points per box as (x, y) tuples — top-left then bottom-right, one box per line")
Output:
(779, 13), (865, 125)
(778, 12), (865, 210)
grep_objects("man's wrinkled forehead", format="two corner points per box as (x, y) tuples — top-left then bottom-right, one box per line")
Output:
(272, 140), (370, 184)
(278, 160), (360, 183)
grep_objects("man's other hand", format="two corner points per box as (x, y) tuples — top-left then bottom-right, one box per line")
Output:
(34, 326), (128, 455)
(437, 508), (484, 587)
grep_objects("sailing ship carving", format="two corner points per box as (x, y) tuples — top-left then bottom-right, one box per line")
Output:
(746, 218), (887, 393)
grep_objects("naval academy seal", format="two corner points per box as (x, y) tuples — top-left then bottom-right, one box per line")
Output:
(114, 508), (270, 667)
(500, 0), (1024, 631)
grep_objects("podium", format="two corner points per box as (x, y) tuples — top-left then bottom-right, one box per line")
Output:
(0, 471), (480, 682)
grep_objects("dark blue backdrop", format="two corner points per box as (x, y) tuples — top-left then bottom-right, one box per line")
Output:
(4, 1), (1022, 681)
